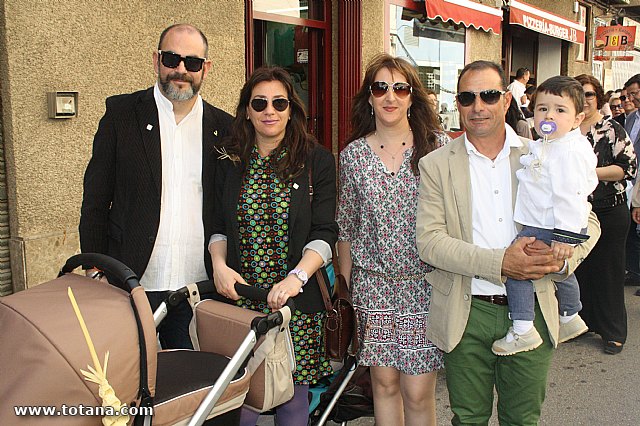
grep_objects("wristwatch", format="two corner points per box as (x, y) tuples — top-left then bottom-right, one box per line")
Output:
(288, 268), (309, 292)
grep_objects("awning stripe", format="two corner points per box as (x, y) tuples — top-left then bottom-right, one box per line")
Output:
(425, 0), (503, 35)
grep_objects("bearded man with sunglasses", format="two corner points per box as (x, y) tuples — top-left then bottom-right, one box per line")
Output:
(80, 24), (232, 349)
(416, 61), (600, 425)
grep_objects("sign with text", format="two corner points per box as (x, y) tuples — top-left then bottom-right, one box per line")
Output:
(595, 26), (635, 51)
(509, 0), (585, 44)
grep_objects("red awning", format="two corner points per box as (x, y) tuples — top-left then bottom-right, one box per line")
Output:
(509, 0), (585, 44)
(424, 0), (503, 35)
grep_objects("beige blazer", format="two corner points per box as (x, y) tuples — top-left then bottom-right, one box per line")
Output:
(416, 134), (601, 353)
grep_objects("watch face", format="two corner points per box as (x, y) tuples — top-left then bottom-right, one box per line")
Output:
(291, 268), (308, 284)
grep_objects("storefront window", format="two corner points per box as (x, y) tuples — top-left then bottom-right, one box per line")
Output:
(389, 4), (465, 131)
(253, 0), (323, 21)
(576, 3), (589, 62)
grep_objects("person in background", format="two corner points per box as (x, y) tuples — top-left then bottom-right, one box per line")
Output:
(507, 67), (530, 108)
(337, 54), (445, 425)
(425, 87), (445, 131)
(416, 61), (600, 424)
(575, 73), (637, 355)
(615, 87), (637, 128)
(522, 85), (536, 118)
(621, 75), (640, 289)
(629, 180), (640, 296)
(609, 94), (624, 119)
(210, 66), (337, 425)
(79, 24), (232, 349)
(505, 95), (532, 139)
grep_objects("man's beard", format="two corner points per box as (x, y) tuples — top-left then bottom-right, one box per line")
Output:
(159, 71), (201, 101)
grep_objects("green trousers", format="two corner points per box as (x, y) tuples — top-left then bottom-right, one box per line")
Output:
(444, 297), (554, 425)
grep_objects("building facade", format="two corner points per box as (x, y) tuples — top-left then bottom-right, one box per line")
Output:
(0, 0), (630, 293)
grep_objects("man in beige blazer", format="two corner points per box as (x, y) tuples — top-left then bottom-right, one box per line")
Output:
(416, 61), (601, 425)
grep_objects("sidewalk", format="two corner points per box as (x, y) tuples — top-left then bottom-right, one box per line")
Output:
(258, 286), (640, 425)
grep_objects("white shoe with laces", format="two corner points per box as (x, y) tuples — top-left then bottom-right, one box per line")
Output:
(492, 326), (543, 356)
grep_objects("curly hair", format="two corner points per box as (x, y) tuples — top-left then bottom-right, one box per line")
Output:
(222, 66), (315, 181)
(347, 53), (441, 175)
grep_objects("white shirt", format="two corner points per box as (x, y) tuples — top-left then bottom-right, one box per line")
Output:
(507, 79), (527, 108)
(514, 128), (598, 234)
(141, 84), (207, 291)
(465, 126), (521, 296)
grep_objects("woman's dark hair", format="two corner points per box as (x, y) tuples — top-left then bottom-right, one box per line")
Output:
(347, 53), (441, 175)
(223, 66), (315, 181)
(505, 96), (526, 131)
(574, 74), (606, 110)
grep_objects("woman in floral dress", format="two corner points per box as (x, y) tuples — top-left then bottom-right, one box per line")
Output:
(209, 66), (337, 425)
(337, 54), (447, 426)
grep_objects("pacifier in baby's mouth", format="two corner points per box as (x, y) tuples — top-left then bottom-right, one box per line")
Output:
(539, 121), (557, 136)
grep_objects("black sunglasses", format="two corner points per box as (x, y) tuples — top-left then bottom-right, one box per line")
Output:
(456, 90), (505, 107)
(158, 50), (206, 72)
(250, 97), (290, 112)
(369, 81), (412, 98)
(584, 91), (597, 99)
(611, 104), (623, 109)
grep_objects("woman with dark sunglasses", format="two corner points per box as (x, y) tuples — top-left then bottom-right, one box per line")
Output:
(209, 66), (337, 425)
(336, 53), (446, 425)
(574, 74), (637, 355)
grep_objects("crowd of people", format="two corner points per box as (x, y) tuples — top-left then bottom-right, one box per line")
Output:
(79, 22), (639, 425)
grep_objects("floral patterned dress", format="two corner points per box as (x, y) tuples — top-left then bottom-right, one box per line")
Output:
(337, 137), (445, 375)
(236, 148), (332, 385)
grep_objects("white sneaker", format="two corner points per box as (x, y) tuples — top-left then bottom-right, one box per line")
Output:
(492, 326), (543, 356)
(558, 315), (588, 343)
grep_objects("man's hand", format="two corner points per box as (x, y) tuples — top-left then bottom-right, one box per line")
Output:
(632, 207), (640, 224)
(502, 237), (563, 281)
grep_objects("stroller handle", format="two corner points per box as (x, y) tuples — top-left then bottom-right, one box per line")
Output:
(235, 283), (296, 312)
(165, 280), (295, 312)
(59, 253), (140, 291)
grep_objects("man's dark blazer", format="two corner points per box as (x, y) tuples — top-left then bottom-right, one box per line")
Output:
(79, 87), (233, 279)
(212, 144), (338, 313)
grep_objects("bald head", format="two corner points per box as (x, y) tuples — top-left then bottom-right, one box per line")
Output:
(158, 24), (208, 57)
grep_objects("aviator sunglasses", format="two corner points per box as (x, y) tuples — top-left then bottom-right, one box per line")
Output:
(456, 89), (505, 107)
(250, 97), (290, 112)
(369, 81), (413, 98)
(158, 50), (206, 72)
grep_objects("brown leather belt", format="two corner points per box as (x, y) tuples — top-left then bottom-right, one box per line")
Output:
(473, 295), (508, 305)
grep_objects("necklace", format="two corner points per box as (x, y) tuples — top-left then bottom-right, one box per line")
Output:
(376, 128), (412, 176)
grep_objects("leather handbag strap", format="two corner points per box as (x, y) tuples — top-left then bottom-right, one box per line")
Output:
(315, 269), (334, 312)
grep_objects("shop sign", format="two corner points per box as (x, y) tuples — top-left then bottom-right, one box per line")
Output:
(509, 0), (585, 44)
(593, 55), (634, 61)
(595, 26), (635, 51)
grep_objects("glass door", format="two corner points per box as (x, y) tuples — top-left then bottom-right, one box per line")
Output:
(248, 1), (331, 148)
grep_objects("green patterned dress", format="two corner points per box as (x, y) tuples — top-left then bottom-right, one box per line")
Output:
(236, 148), (332, 385)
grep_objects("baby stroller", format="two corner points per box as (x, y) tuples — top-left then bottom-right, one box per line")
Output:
(157, 271), (373, 426)
(308, 357), (374, 426)
(0, 253), (294, 425)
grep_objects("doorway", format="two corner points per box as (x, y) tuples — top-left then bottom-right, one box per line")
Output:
(248, 1), (332, 149)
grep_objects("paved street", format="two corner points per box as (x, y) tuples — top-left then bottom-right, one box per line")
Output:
(260, 287), (640, 425)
